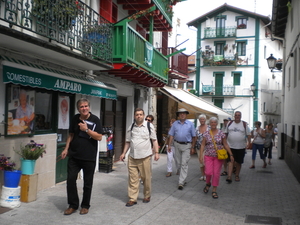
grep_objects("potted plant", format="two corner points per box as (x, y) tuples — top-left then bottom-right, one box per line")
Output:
(83, 23), (112, 43)
(15, 140), (46, 175)
(32, 0), (80, 30)
(0, 154), (21, 188)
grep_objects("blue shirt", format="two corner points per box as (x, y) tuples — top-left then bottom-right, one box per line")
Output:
(168, 120), (196, 142)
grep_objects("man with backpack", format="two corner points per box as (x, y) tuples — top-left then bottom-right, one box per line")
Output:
(225, 111), (251, 182)
(119, 108), (159, 207)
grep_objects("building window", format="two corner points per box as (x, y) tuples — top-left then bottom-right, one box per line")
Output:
(237, 18), (247, 29)
(213, 98), (224, 108)
(237, 42), (246, 56)
(214, 42), (225, 55)
(232, 72), (242, 85)
(187, 80), (194, 89)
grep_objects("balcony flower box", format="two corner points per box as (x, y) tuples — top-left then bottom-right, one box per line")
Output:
(237, 24), (247, 29)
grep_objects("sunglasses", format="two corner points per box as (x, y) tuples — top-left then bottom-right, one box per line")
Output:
(145, 119), (152, 122)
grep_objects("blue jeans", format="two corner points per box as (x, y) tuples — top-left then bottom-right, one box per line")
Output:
(264, 143), (273, 159)
(252, 143), (265, 160)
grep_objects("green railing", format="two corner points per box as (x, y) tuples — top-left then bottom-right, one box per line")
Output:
(113, 21), (168, 82)
(204, 27), (236, 38)
(153, 0), (173, 25)
(0, 0), (113, 64)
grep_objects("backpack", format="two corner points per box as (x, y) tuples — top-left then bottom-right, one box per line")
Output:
(130, 121), (153, 148)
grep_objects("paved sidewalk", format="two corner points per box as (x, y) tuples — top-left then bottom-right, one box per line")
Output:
(1, 148), (300, 225)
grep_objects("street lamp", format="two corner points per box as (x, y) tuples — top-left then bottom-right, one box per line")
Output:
(266, 54), (277, 71)
(250, 83), (256, 96)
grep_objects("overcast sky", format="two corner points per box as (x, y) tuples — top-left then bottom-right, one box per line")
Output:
(173, 0), (273, 55)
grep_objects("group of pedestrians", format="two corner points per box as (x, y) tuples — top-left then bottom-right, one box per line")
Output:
(165, 109), (277, 200)
(60, 103), (277, 214)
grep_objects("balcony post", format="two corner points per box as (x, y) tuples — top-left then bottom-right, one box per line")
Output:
(149, 16), (154, 44)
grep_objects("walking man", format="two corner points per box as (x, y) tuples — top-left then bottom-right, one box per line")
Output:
(119, 108), (159, 207)
(225, 111), (251, 182)
(61, 98), (103, 215)
(168, 108), (196, 190)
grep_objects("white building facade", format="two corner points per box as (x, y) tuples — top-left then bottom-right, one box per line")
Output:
(271, 0), (300, 182)
(187, 4), (282, 128)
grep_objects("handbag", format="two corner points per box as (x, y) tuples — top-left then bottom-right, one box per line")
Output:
(209, 130), (228, 160)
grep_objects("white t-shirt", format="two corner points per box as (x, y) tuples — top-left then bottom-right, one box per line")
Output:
(226, 121), (251, 149)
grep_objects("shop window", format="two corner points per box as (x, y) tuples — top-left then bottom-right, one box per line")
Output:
(35, 91), (53, 131)
(4, 69), (84, 138)
(6, 85), (35, 135)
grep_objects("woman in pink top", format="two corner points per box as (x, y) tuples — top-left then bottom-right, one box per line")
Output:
(200, 117), (234, 199)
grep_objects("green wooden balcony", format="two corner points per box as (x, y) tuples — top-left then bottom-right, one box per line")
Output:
(112, 21), (168, 86)
(204, 27), (236, 39)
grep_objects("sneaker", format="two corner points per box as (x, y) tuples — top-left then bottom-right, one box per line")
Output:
(199, 176), (205, 181)
(178, 185), (183, 190)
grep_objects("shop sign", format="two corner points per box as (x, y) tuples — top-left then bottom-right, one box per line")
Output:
(3, 66), (117, 100)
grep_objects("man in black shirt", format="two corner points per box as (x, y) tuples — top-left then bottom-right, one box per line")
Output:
(61, 98), (103, 215)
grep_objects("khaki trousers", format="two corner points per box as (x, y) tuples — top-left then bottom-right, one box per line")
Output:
(128, 155), (152, 202)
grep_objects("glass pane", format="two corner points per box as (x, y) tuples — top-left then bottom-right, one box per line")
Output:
(7, 85), (35, 135)
(35, 91), (52, 130)
(57, 95), (70, 143)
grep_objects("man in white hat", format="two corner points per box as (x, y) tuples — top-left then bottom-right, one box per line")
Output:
(167, 108), (196, 190)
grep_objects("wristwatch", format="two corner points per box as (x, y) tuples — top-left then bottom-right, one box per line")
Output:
(85, 129), (89, 133)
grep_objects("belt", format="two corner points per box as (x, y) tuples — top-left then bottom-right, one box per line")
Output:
(175, 141), (191, 145)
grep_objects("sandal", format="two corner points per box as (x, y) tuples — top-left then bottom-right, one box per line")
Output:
(221, 171), (228, 176)
(203, 184), (211, 194)
(235, 176), (240, 182)
(212, 192), (218, 199)
(226, 177), (232, 184)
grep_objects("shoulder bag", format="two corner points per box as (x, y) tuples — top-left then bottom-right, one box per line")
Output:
(210, 130), (228, 160)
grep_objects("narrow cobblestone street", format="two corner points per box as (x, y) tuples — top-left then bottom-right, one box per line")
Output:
(1, 148), (299, 225)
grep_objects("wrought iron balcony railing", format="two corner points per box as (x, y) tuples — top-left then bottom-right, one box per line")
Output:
(202, 55), (236, 66)
(0, 0), (113, 64)
(202, 85), (235, 96)
(204, 27), (236, 39)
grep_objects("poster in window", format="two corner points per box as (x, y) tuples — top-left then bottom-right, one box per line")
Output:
(58, 96), (70, 129)
(7, 87), (35, 135)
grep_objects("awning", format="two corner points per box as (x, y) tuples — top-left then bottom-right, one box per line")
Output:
(160, 86), (231, 119)
(1, 57), (117, 100)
